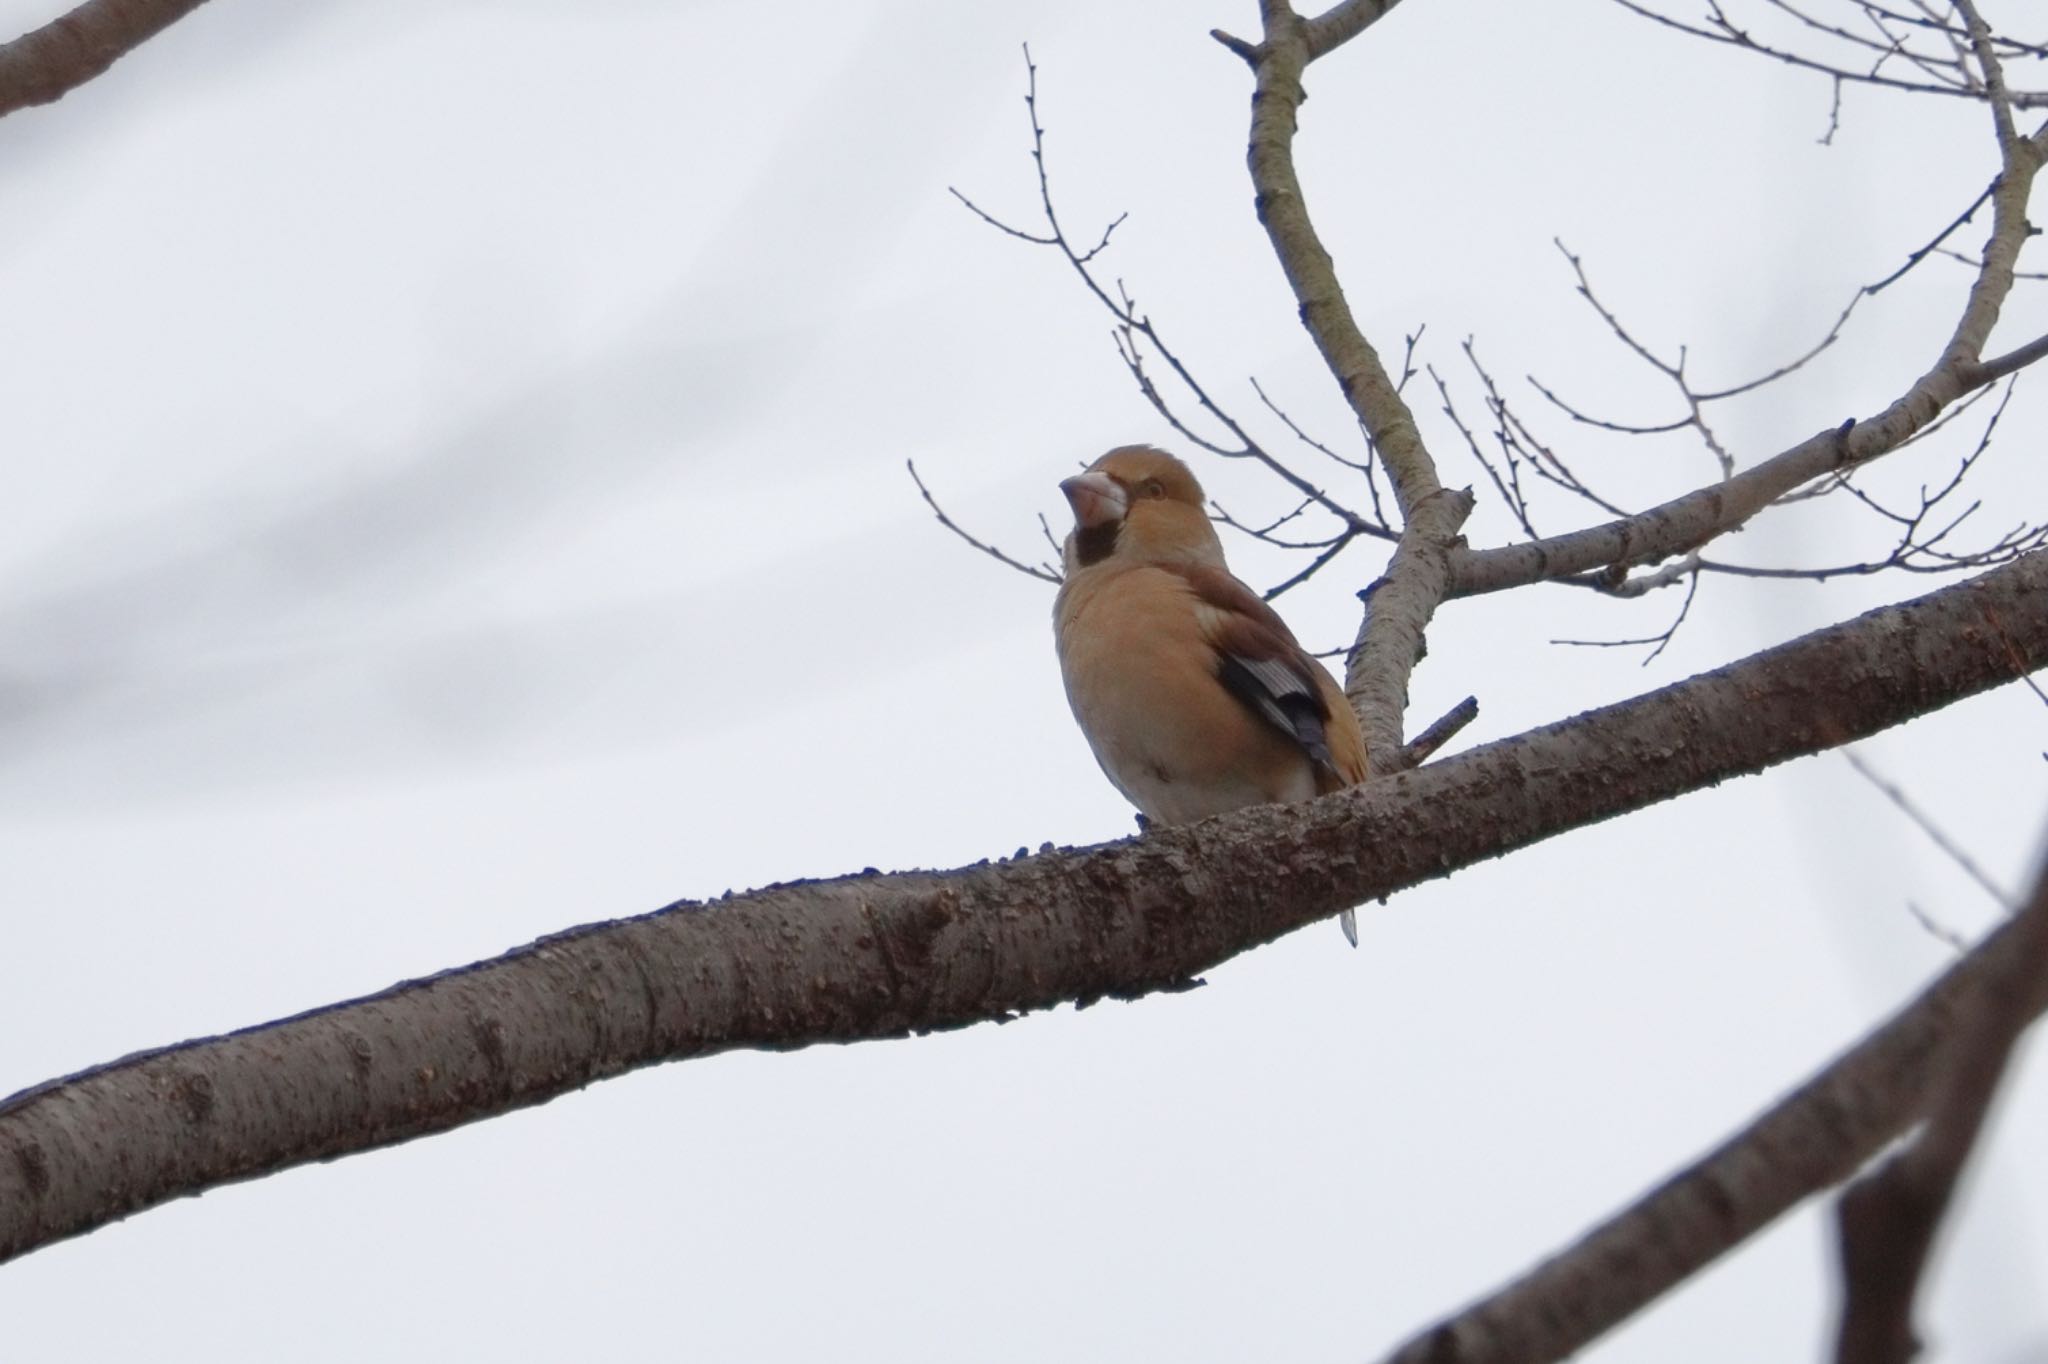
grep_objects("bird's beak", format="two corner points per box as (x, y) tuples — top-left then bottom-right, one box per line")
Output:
(1060, 471), (1127, 530)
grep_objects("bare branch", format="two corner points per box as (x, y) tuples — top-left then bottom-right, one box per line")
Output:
(1391, 694), (1479, 769)
(1695, 381), (2045, 578)
(1301, 0), (1409, 61)
(1832, 846), (2048, 1364)
(0, 0), (211, 118)
(905, 461), (1061, 584)
(1609, 0), (2048, 106)
(1345, 486), (1475, 759)
(1678, 377), (2048, 584)
(1212, 493), (1320, 542)
(1434, 362), (1542, 539)
(1907, 900), (1972, 953)
(1470, 342), (1636, 521)
(1964, 327), (2048, 384)
(1869, 178), (1999, 295)
(1241, 0), (1470, 759)
(1245, 6), (1440, 520)
(1953, 0), (2020, 153)
(1552, 567), (1703, 665)
(1249, 372), (1405, 527)
(1699, 289), (1868, 399)
(1844, 749), (2016, 910)
(944, 187), (1058, 247)
(1262, 528), (1360, 600)
(1210, 28), (1259, 64)
(1587, 551), (1704, 598)
(1452, 105), (2048, 600)
(1036, 511), (1064, 559)
(1543, 237), (1866, 478)
(5, 553), (2044, 1267)
(1378, 833), (2048, 1364)
(1248, 376), (1401, 540)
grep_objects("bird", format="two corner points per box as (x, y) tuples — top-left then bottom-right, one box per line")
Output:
(1052, 444), (1370, 944)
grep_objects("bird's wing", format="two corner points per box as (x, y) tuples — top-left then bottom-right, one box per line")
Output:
(1169, 564), (1364, 782)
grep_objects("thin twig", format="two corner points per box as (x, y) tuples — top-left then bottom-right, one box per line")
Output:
(1844, 749), (2014, 910)
(1608, 0), (2048, 107)
(950, 47), (1377, 545)
(1551, 566), (1702, 664)
(1392, 695), (1479, 768)
(906, 460), (1061, 584)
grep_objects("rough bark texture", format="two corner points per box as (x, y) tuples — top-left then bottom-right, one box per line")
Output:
(1242, 0), (1467, 757)
(1246, 2), (1436, 517)
(1346, 484), (1475, 758)
(2, 552), (2043, 1266)
(0, 0), (211, 117)
(1829, 851), (2048, 1364)
(1377, 872), (2048, 1364)
(1302, 0), (1407, 60)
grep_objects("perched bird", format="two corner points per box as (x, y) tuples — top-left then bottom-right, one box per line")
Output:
(1053, 445), (1370, 941)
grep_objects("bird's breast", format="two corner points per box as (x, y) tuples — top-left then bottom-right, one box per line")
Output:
(1055, 565), (1319, 824)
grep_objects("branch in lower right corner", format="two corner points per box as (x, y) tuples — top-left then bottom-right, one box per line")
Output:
(1829, 844), (2048, 1364)
(1377, 822), (2048, 1364)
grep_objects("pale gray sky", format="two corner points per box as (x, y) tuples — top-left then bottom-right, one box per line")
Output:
(2, 2), (2045, 1360)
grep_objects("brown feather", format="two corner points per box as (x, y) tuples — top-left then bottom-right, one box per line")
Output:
(1168, 563), (1369, 784)
(1053, 447), (1370, 827)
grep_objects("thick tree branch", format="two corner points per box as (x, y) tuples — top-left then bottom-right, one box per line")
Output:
(1239, 0), (1469, 760)
(1302, 0), (1408, 62)
(1377, 840), (2048, 1364)
(0, 0), (211, 118)
(3, 552), (2044, 1267)
(1245, 1), (1437, 517)
(1448, 417), (1862, 596)
(1345, 484), (1475, 753)
(1211, 0), (1407, 68)
(1830, 839), (2048, 1364)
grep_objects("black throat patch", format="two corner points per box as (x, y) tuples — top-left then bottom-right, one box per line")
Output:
(1071, 521), (1121, 568)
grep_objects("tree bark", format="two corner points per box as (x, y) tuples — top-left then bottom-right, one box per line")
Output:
(2, 552), (2044, 1265)
(0, 0), (212, 117)
(1378, 864), (2048, 1364)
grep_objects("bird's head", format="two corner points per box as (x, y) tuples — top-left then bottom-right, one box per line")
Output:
(1060, 445), (1225, 576)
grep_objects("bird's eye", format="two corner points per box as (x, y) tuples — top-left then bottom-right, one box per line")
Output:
(1139, 478), (1166, 499)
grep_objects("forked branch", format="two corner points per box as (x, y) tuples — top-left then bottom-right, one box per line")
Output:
(5, 553), (2045, 1268)
(944, 47), (1397, 597)
(1450, 100), (2048, 599)
(1377, 829), (2048, 1364)
(1609, 0), (2048, 108)
(1224, 0), (1473, 764)
(1831, 842), (2048, 1364)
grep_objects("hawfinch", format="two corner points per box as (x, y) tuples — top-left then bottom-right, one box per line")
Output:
(1054, 444), (1370, 842)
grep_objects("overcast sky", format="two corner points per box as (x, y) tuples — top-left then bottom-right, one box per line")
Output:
(2, 1), (2045, 1360)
